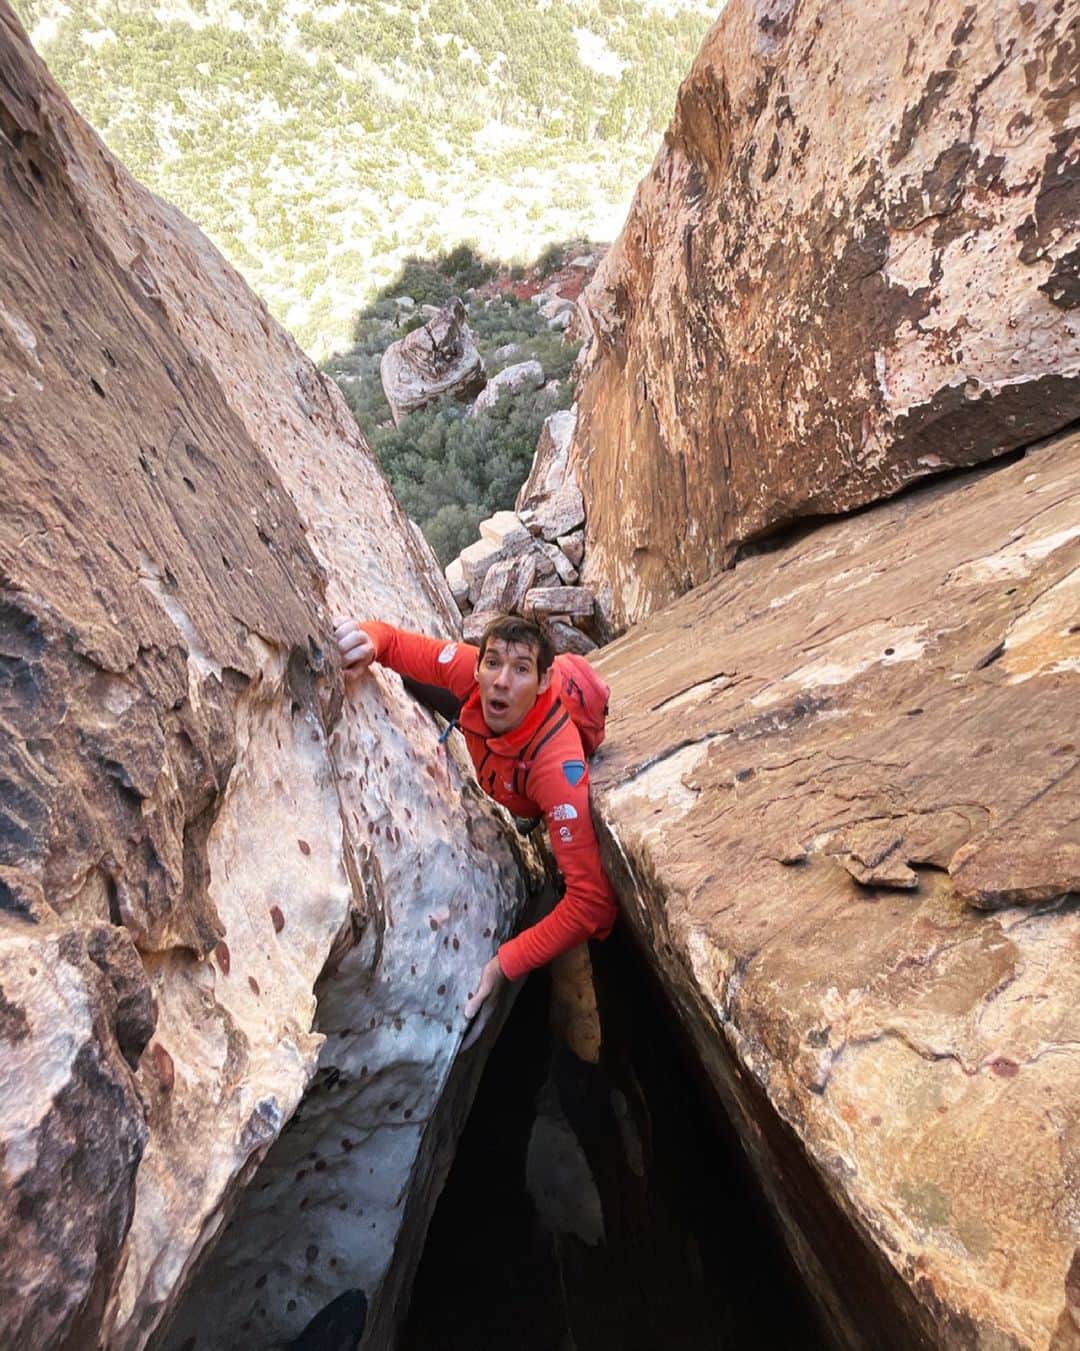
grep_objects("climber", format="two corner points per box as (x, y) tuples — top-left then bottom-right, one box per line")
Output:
(333, 613), (618, 1021)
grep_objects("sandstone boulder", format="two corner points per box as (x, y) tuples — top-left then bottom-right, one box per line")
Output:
(538, 540), (579, 586)
(539, 295), (575, 322)
(589, 430), (1080, 1349)
(521, 478), (586, 543)
(574, 0), (1080, 629)
(0, 12), (537, 1350)
(475, 553), (538, 617)
(478, 509), (532, 552)
(516, 408), (577, 512)
(458, 534), (526, 607)
(557, 531), (585, 568)
(380, 296), (485, 425)
(548, 621), (598, 656)
(462, 608), (498, 645)
(524, 586), (595, 624)
(444, 556), (469, 609)
(470, 359), (544, 416)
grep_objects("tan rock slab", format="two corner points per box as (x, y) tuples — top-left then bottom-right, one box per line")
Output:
(524, 586), (595, 622)
(590, 431), (1080, 1350)
(0, 13), (537, 1349)
(516, 408), (576, 512)
(478, 510), (532, 552)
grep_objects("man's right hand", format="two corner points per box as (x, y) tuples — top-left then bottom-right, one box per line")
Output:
(334, 618), (375, 676)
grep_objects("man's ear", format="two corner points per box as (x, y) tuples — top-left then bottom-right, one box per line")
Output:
(538, 667), (552, 694)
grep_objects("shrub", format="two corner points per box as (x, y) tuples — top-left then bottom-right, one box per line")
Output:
(324, 246), (582, 561)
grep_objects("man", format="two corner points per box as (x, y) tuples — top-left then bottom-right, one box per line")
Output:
(333, 613), (618, 1020)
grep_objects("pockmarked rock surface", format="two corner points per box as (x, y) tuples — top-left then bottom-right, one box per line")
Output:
(589, 432), (1080, 1349)
(0, 9), (535, 1349)
(574, 0), (1080, 629)
(379, 297), (485, 426)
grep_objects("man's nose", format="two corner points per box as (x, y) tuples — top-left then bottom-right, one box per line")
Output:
(492, 664), (511, 688)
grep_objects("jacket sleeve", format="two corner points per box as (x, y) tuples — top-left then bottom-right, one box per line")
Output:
(496, 748), (618, 982)
(358, 621), (478, 703)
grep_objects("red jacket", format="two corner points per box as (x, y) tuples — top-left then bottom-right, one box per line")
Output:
(359, 622), (618, 981)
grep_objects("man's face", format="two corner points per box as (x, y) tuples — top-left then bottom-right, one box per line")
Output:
(476, 637), (551, 734)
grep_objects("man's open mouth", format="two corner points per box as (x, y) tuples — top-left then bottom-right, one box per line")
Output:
(487, 698), (509, 714)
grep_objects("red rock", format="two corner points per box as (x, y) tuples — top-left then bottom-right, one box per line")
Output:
(574, 0), (1080, 630)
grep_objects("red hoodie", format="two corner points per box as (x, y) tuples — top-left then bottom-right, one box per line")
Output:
(359, 622), (618, 981)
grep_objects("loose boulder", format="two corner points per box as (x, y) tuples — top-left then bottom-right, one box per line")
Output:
(470, 359), (545, 416)
(380, 296), (485, 425)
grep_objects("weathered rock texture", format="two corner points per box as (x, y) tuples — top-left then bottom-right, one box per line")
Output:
(470, 358), (544, 416)
(589, 430), (1080, 1349)
(379, 297), (485, 426)
(573, 0), (1080, 629)
(0, 8), (535, 1349)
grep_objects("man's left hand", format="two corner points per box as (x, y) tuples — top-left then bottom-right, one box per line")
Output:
(464, 955), (506, 1021)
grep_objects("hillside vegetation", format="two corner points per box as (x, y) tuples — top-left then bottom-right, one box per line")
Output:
(17, 0), (715, 357)
(326, 244), (581, 563)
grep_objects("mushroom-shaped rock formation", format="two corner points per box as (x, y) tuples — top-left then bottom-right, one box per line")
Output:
(379, 297), (486, 426)
(0, 9), (538, 1349)
(589, 429), (1080, 1349)
(573, 0), (1080, 630)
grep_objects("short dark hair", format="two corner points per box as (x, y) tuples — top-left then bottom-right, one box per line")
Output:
(478, 614), (555, 676)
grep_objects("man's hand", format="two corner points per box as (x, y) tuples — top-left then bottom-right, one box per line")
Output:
(334, 617), (375, 676)
(464, 954), (506, 1021)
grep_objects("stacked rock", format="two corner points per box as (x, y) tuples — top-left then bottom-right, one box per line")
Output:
(444, 408), (597, 654)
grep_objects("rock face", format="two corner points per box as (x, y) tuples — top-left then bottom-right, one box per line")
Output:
(573, 0), (1080, 630)
(379, 297), (485, 425)
(589, 431), (1080, 1349)
(0, 9), (536, 1350)
(516, 408), (576, 512)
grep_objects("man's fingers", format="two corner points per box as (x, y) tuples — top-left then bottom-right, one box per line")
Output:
(335, 622), (374, 673)
(339, 635), (368, 663)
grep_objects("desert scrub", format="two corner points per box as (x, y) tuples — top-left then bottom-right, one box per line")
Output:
(323, 246), (582, 562)
(16, 0), (714, 356)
